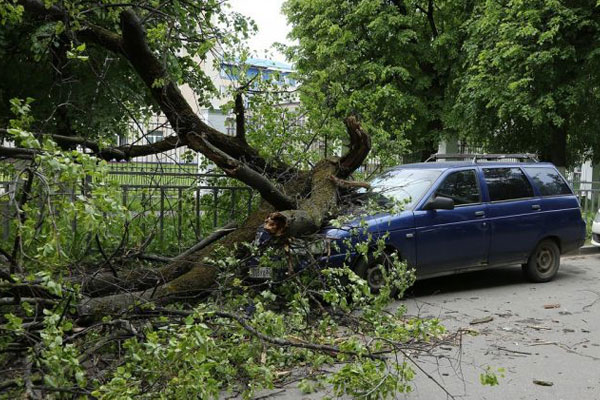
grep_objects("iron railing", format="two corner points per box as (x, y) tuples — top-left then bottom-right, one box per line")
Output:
(1, 173), (598, 255)
(572, 181), (600, 226)
(0, 170), (255, 253)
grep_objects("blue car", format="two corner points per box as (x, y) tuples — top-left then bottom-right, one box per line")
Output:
(320, 157), (586, 290)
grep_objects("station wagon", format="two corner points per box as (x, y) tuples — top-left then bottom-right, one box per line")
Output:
(319, 154), (587, 290)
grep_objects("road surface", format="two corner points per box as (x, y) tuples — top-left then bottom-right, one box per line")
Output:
(266, 250), (600, 400)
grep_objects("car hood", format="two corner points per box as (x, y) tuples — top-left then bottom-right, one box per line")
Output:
(324, 210), (414, 240)
(254, 210), (414, 248)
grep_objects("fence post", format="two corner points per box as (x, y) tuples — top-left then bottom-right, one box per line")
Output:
(230, 189), (236, 220)
(213, 188), (218, 228)
(160, 187), (165, 247)
(70, 186), (77, 235)
(2, 183), (9, 242)
(122, 186), (128, 207)
(177, 187), (183, 248)
(195, 187), (200, 239)
(247, 190), (253, 216)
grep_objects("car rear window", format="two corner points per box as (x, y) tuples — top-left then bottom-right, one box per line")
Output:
(483, 168), (534, 201)
(523, 167), (572, 196)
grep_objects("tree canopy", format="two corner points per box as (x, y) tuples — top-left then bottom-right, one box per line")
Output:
(285, 0), (600, 167)
(0, 0), (597, 398)
(451, 0), (600, 167)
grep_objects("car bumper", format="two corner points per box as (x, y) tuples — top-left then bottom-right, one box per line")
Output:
(592, 221), (600, 247)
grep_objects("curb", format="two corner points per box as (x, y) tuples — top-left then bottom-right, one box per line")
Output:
(564, 245), (599, 257)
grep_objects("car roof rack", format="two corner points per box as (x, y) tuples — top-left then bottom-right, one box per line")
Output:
(425, 153), (539, 163)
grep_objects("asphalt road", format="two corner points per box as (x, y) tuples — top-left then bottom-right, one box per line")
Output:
(397, 249), (600, 400)
(263, 249), (600, 400)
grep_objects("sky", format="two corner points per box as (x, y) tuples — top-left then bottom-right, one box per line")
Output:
(227, 0), (294, 62)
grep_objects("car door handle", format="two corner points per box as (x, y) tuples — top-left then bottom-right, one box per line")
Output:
(532, 204), (541, 211)
(474, 211), (486, 217)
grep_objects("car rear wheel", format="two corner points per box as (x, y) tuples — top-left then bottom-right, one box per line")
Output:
(522, 239), (560, 283)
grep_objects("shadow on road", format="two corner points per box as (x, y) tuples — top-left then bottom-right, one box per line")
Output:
(405, 263), (582, 299)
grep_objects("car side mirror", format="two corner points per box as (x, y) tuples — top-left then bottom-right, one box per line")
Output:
(423, 196), (455, 211)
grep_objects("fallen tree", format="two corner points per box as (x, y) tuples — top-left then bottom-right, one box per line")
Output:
(0, 2), (487, 398)
(7, 1), (372, 313)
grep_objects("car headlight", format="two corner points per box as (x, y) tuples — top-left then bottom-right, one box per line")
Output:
(595, 210), (600, 223)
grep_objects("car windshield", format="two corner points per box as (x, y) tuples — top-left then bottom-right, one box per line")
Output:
(367, 168), (443, 210)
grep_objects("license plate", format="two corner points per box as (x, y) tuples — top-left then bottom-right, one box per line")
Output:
(249, 267), (272, 279)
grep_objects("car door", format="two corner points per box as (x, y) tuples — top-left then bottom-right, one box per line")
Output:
(523, 166), (586, 253)
(482, 167), (544, 266)
(414, 168), (490, 277)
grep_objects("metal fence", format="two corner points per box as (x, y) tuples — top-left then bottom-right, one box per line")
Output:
(1, 173), (599, 255)
(0, 169), (255, 254)
(571, 181), (600, 226)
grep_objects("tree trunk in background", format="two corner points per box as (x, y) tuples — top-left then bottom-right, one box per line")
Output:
(541, 126), (567, 172)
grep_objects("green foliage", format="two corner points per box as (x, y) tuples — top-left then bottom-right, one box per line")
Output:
(283, 0), (476, 166)
(87, 235), (437, 399)
(1, 159), (448, 399)
(450, 0), (600, 166)
(479, 366), (505, 386)
(0, 0), (24, 25)
(0, 0), (253, 143)
(285, 0), (600, 166)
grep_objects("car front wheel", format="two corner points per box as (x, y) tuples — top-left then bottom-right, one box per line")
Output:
(353, 252), (399, 297)
(522, 239), (560, 283)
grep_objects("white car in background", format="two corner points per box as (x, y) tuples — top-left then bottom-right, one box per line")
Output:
(593, 209), (600, 247)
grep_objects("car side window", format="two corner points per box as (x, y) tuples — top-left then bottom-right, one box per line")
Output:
(483, 168), (534, 201)
(435, 170), (481, 206)
(523, 167), (572, 196)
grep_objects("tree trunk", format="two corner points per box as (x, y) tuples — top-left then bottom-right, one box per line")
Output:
(540, 126), (567, 171)
(78, 154), (367, 317)
(550, 127), (568, 170)
(78, 203), (274, 315)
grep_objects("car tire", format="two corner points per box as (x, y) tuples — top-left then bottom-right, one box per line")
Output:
(522, 239), (560, 283)
(353, 252), (399, 298)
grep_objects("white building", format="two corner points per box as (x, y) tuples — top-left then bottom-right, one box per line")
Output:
(118, 56), (299, 167)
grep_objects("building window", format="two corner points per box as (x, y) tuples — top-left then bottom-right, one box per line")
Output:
(147, 130), (164, 144)
(225, 118), (236, 136)
(118, 134), (128, 146)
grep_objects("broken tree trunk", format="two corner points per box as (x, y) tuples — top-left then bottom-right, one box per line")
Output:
(264, 116), (371, 238)
(14, 3), (371, 317)
(79, 152), (367, 317)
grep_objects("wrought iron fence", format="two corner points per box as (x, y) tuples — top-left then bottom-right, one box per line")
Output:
(0, 169), (255, 255)
(1, 173), (598, 256)
(571, 181), (600, 230)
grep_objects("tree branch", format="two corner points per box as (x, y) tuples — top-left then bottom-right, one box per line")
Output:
(234, 92), (246, 142)
(427, 0), (439, 38)
(117, 10), (278, 173)
(338, 115), (371, 179)
(190, 133), (295, 211)
(19, 1), (294, 184)
(0, 146), (38, 160)
(155, 308), (385, 360)
(0, 131), (185, 162)
(96, 135), (184, 161)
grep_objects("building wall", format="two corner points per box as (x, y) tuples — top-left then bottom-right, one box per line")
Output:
(126, 55), (299, 167)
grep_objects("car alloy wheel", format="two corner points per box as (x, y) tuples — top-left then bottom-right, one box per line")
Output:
(536, 247), (554, 273)
(523, 239), (560, 283)
(366, 265), (385, 291)
(353, 252), (399, 297)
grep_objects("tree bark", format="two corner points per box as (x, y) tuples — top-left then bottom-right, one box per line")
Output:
(550, 127), (568, 169)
